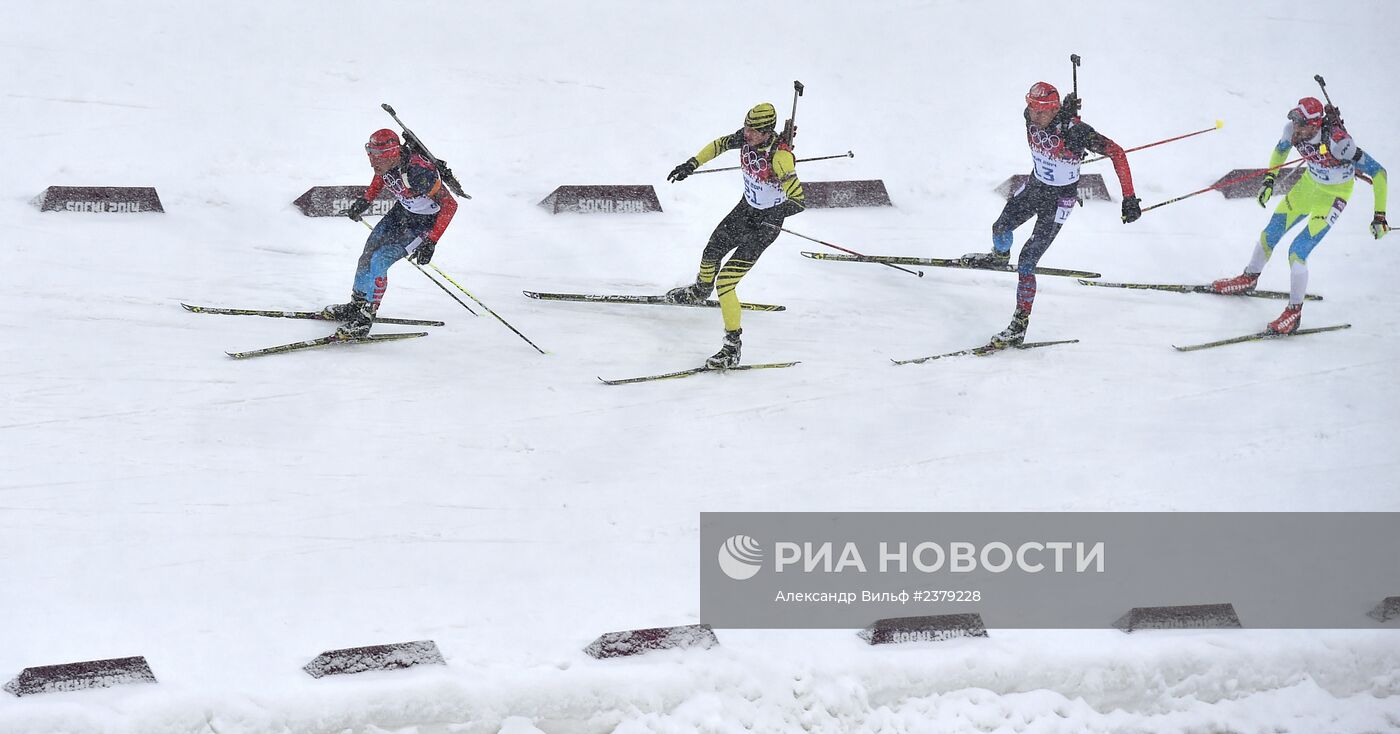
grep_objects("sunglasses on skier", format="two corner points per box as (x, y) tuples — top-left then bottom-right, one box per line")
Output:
(1287, 108), (1323, 127)
(365, 141), (402, 159)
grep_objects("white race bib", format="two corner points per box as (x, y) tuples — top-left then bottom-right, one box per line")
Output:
(1030, 147), (1081, 186)
(1306, 161), (1354, 185)
(742, 170), (787, 209)
(1296, 132), (1356, 186)
(381, 170), (442, 215)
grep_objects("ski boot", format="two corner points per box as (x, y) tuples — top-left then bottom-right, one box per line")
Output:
(705, 329), (742, 369)
(665, 281), (713, 305)
(321, 293), (368, 321)
(334, 300), (378, 339)
(1267, 303), (1302, 335)
(988, 310), (1030, 349)
(1211, 271), (1260, 295)
(960, 250), (1011, 268)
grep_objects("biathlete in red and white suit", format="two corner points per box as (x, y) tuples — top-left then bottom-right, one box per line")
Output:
(964, 82), (1140, 348)
(322, 128), (458, 337)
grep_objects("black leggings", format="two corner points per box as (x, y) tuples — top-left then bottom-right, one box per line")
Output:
(700, 199), (784, 268)
(692, 200), (787, 331)
(993, 179), (1078, 314)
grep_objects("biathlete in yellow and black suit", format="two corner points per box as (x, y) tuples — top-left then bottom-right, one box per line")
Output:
(664, 102), (805, 369)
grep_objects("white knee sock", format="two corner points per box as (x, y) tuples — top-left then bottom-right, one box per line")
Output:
(1289, 260), (1308, 306)
(1245, 240), (1270, 275)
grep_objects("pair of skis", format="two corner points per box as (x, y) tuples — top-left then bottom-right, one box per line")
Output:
(181, 303), (439, 359)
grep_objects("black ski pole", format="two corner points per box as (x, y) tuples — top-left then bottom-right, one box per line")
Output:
(765, 223), (923, 278)
(380, 103), (473, 200)
(693, 151), (853, 175)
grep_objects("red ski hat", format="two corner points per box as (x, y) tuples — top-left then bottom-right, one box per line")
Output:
(365, 128), (402, 159)
(1288, 97), (1325, 127)
(1026, 82), (1061, 111)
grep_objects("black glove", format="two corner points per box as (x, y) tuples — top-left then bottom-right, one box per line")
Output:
(1061, 92), (1082, 118)
(345, 197), (371, 222)
(667, 157), (699, 183)
(1256, 172), (1276, 208)
(412, 236), (437, 265)
(1120, 195), (1141, 223)
(1373, 212), (1390, 240)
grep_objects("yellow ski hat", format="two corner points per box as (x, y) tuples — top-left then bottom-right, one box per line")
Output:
(744, 102), (778, 131)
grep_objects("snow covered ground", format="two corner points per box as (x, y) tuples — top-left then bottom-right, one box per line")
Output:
(2, 1), (1399, 732)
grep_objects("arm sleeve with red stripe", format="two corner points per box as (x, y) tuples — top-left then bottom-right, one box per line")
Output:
(427, 190), (457, 242)
(1091, 134), (1135, 199)
(363, 173), (385, 202)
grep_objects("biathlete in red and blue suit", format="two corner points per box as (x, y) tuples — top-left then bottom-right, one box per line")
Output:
(963, 82), (1140, 348)
(322, 128), (458, 336)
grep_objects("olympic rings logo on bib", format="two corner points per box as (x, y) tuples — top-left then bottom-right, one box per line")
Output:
(1027, 126), (1078, 165)
(1029, 129), (1063, 150)
(741, 147), (772, 180)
